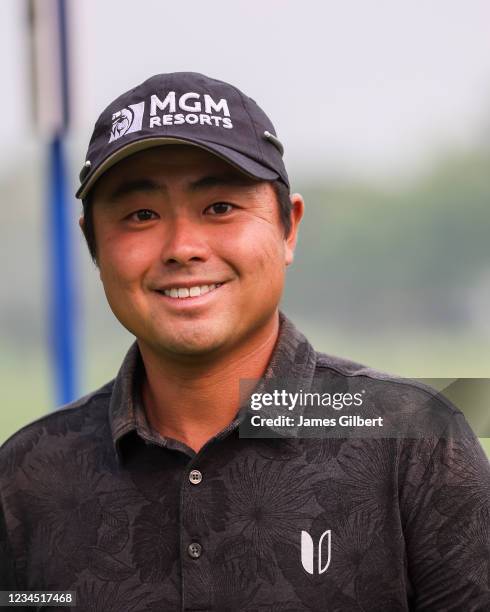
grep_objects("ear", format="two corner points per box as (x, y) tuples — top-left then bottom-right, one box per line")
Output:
(78, 214), (100, 270)
(285, 193), (305, 266)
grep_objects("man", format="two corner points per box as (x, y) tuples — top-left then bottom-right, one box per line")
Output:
(1, 72), (488, 610)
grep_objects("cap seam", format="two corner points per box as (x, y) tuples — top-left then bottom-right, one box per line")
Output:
(231, 84), (264, 165)
(231, 85), (288, 188)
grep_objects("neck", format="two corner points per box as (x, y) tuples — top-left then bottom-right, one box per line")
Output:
(138, 311), (280, 453)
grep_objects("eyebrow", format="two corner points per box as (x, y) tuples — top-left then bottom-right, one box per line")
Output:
(108, 173), (257, 201)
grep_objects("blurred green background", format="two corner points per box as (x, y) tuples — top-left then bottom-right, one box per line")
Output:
(2, 144), (489, 454)
(1, 0), (489, 456)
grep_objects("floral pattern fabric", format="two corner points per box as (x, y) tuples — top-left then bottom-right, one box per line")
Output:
(1, 312), (489, 611)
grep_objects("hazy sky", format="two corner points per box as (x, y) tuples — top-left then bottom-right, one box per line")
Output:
(2, 0), (490, 183)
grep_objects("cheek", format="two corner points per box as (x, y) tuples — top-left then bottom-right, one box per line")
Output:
(98, 230), (156, 290)
(219, 223), (286, 281)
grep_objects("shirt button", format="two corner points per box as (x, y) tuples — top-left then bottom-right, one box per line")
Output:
(188, 542), (202, 558)
(189, 469), (203, 485)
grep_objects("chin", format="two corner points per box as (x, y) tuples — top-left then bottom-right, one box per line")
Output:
(151, 324), (229, 357)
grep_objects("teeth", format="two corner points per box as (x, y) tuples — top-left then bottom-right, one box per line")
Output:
(162, 283), (222, 298)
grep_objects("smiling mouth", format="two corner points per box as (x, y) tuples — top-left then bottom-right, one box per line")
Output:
(156, 283), (223, 299)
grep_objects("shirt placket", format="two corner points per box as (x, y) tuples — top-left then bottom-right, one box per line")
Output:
(180, 454), (213, 612)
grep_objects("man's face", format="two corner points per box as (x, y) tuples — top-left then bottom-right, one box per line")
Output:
(84, 145), (303, 361)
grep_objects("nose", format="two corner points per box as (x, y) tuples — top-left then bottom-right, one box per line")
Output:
(160, 215), (210, 266)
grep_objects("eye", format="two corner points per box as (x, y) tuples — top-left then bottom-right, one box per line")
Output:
(205, 202), (235, 215)
(129, 209), (158, 222)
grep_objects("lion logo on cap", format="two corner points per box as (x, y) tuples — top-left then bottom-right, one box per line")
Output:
(109, 101), (145, 143)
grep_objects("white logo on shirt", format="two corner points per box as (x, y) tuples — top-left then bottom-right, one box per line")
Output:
(300, 529), (331, 575)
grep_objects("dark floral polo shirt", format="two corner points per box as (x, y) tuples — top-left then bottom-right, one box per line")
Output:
(1, 312), (489, 611)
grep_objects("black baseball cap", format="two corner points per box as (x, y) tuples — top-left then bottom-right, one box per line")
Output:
(76, 71), (289, 199)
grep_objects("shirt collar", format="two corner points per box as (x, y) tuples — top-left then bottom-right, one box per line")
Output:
(109, 310), (318, 462)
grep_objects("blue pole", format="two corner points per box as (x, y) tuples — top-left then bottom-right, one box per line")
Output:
(44, 0), (78, 407)
(27, 0), (78, 406)
(48, 135), (78, 406)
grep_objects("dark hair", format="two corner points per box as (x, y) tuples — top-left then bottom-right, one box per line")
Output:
(81, 179), (292, 266)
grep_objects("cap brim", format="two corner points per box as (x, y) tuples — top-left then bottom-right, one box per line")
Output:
(76, 136), (280, 199)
